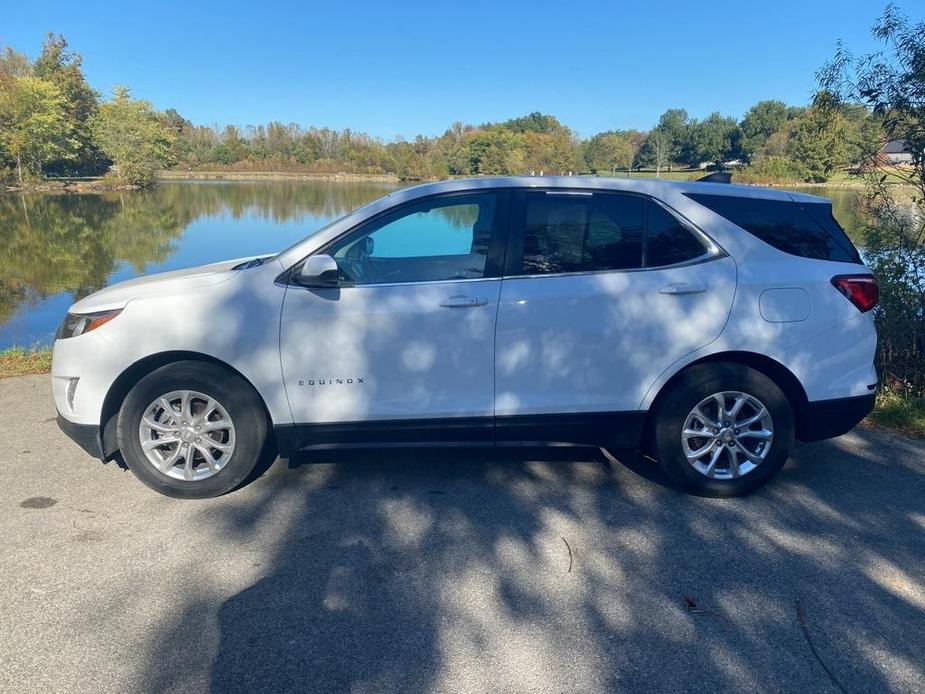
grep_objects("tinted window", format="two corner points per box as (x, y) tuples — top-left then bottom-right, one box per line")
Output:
(330, 193), (494, 284)
(799, 202), (861, 262)
(646, 203), (707, 266)
(685, 193), (861, 263)
(522, 193), (644, 274)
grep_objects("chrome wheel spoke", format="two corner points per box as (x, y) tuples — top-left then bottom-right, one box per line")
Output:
(712, 393), (727, 421)
(142, 416), (176, 434)
(158, 397), (177, 422)
(696, 405), (719, 429)
(704, 446), (722, 478)
(736, 444), (764, 465)
(205, 439), (233, 453)
(180, 391), (193, 421)
(194, 442), (219, 471)
(738, 428), (772, 440)
(182, 443), (196, 480)
(157, 445), (182, 472)
(725, 446), (741, 477)
(195, 398), (217, 424)
(737, 407), (767, 428)
(728, 395), (747, 419)
(682, 427), (713, 439)
(685, 442), (716, 462)
(143, 436), (178, 451)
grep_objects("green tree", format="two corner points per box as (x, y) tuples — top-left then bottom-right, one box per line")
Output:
(635, 130), (672, 175)
(0, 76), (76, 184)
(452, 129), (524, 175)
(32, 33), (101, 175)
(654, 109), (690, 168)
(499, 112), (567, 135)
(787, 104), (848, 181)
(739, 100), (790, 160)
(91, 87), (177, 186)
(684, 113), (740, 165)
(0, 46), (31, 82)
(583, 130), (640, 174)
(390, 140), (427, 180)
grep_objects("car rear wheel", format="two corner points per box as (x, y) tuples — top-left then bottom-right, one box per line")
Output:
(651, 363), (795, 497)
(117, 361), (267, 498)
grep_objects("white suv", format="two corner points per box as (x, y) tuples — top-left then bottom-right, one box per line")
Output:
(52, 176), (878, 498)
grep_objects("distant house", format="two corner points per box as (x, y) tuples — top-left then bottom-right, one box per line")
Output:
(882, 139), (913, 165)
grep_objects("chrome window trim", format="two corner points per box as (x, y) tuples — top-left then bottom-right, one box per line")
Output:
(318, 276), (501, 290)
(498, 250), (727, 282)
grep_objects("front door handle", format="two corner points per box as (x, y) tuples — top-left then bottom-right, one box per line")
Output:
(659, 282), (707, 295)
(440, 295), (487, 308)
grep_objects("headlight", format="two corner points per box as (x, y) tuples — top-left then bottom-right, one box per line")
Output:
(56, 309), (123, 339)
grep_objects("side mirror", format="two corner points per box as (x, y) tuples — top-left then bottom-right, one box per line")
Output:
(296, 254), (339, 287)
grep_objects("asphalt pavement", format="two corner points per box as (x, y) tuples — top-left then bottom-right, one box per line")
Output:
(1, 373), (923, 693)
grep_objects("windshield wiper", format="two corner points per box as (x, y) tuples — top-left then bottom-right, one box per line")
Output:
(233, 256), (272, 270)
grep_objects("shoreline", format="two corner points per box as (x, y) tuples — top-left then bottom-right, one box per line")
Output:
(2, 170), (893, 192)
(3, 179), (140, 194)
(156, 170), (403, 183)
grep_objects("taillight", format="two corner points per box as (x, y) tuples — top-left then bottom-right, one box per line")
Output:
(831, 274), (878, 312)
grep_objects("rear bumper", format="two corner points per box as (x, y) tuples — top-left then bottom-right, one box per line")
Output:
(56, 412), (105, 459)
(797, 393), (876, 442)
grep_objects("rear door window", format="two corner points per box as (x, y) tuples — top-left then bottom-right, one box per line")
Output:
(517, 192), (708, 275)
(646, 203), (709, 267)
(685, 193), (861, 263)
(522, 193), (645, 274)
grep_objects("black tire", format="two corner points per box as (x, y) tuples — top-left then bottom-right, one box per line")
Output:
(650, 363), (794, 497)
(117, 361), (268, 499)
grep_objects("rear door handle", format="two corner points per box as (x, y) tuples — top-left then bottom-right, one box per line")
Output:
(440, 295), (487, 308)
(659, 282), (707, 295)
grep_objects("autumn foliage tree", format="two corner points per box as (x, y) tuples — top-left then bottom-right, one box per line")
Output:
(91, 87), (177, 186)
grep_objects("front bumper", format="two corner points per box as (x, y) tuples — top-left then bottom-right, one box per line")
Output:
(797, 393), (876, 442)
(56, 412), (105, 459)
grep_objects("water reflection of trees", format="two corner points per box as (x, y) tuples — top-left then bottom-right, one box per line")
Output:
(157, 181), (403, 226)
(0, 193), (182, 325)
(0, 181), (399, 329)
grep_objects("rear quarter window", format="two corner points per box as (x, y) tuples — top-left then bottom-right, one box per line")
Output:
(685, 193), (861, 263)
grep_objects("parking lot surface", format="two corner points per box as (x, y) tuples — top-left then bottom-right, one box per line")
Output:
(1, 374), (924, 693)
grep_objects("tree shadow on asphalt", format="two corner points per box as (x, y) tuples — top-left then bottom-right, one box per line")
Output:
(138, 433), (925, 693)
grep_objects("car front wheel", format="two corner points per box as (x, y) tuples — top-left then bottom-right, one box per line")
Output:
(651, 363), (795, 497)
(117, 361), (268, 498)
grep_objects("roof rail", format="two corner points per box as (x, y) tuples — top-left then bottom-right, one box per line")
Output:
(697, 171), (732, 183)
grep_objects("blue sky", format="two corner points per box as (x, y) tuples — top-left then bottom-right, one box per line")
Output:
(2, 0), (904, 139)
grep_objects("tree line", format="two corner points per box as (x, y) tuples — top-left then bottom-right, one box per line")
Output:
(0, 35), (175, 186)
(0, 33), (895, 188)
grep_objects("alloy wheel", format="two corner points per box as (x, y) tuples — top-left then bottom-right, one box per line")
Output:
(681, 391), (774, 479)
(138, 390), (236, 481)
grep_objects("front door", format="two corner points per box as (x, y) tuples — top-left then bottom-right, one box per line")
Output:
(279, 191), (506, 442)
(494, 189), (736, 443)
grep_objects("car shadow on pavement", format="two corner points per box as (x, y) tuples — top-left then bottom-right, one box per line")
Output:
(136, 430), (925, 693)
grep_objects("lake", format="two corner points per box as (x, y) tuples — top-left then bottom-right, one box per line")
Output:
(0, 180), (865, 349)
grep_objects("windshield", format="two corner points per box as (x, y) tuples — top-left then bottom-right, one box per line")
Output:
(271, 195), (394, 263)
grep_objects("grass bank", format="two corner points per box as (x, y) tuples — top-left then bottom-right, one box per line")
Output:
(865, 389), (925, 438)
(1, 346), (921, 438)
(0, 347), (52, 378)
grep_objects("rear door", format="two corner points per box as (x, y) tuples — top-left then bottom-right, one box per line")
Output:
(494, 189), (737, 442)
